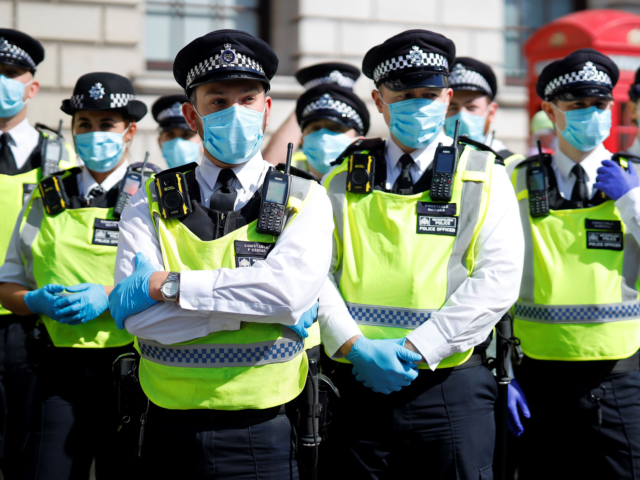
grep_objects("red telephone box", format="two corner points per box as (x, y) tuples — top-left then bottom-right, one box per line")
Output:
(524, 9), (640, 152)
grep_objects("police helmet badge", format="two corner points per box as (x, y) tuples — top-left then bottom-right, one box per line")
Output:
(409, 46), (423, 65)
(582, 61), (598, 81)
(89, 82), (105, 100)
(221, 43), (237, 65)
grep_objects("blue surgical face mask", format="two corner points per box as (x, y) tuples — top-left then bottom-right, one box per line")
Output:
(0, 75), (30, 118)
(74, 125), (130, 173)
(553, 104), (611, 152)
(195, 105), (265, 165)
(382, 97), (447, 149)
(161, 137), (202, 168)
(302, 128), (353, 174)
(445, 110), (487, 143)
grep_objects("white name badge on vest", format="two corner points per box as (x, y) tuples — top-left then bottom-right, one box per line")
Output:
(92, 219), (119, 246)
(234, 240), (275, 268)
(416, 202), (458, 236)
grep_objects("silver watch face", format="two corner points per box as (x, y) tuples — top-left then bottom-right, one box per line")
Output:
(162, 281), (179, 298)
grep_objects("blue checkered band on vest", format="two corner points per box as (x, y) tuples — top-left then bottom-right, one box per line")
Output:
(0, 38), (36, 70)
(138, 336), (305, 368)
(373, 48), (448, 83)
(544, 61), (612, 99)
(301, 93), (364, 132)
(515, 301), (640, 324)
(303, 71), (356, 90)
(449, 64), (493, 97)
(186, 51), (265, 89)
(346, 303), (436, 329)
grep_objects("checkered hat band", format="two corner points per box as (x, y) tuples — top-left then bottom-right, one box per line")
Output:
(373, 52), (448, 83)
(157, 108), (184, 122)
(346, 303), (436, 329)
(303, 74), (356, 90)
(0, 40), (36, 70)
(110, 93), (135, 108)
(449, 68), (493, 97)
(514, 301), (640, 324)
(138, 337), (305, 368)
(70, 94), (84, 109)
(544, 69), (612, 98)
(186, 52), (265, 89)
(301, 98), (364, 132)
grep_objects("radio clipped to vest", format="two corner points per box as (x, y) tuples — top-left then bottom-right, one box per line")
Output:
(38, 172), (69, 215)
(527, 141), (551, 217)
(36, 121), (66, 177)
(430, 119), (460, 202)
(256, 143), (293, 236)
(114, 152), (156, 218)
(155, 164), (195, 220)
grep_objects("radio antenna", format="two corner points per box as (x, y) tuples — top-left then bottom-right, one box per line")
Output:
(285, 142), (293, 175)
(140, 151), (150, 186)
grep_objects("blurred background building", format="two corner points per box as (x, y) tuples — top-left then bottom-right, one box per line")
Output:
(2, 0), (640, 168)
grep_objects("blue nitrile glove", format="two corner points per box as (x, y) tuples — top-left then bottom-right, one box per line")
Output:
(109, 252), (159, 330)
(52, 283), (109, 325)
(285, 302), (318, 338)
(23, 284), (66, 321)
(508, 379), (531, 437)
(346, 336), (423, 394)
(594, 159), (640, 201)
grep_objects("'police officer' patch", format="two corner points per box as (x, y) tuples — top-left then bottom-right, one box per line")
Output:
(417, 215), (457, 236)
(92, 218), (119, 246)
(586, 231), (623, 251)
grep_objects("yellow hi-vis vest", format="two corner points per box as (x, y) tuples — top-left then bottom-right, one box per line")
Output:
(503, 152), (527, 178)
(18, 169), (132, 348)
(512, 160), (640, 361)
(324, 143), (496, 369)
(0, 132), (76, 316)
(136, 173), (321, 410)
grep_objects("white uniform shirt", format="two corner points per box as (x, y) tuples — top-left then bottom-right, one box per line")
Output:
(0, 118), (40, 170)
(628, 137), (640, 157)
(318, 135), (525, 368)
(0, 162), (129, 288)
(114, 151), (338, 346)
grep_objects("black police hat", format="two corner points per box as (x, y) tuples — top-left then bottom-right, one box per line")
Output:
(60, 72), (147, 122)
(295, 62), (361, 90)
(152, 94), (190, 130)
(449, 57), (497, 100)
(536, 48), (619, 102)
(173, 29), (278, 94)
(296, 84), (370, 136)
(629, 67), (640, 102)
(362, 29), (455, 92)
(0, 29), (44, 72)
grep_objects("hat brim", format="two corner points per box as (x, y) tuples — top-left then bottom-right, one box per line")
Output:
(0, 57), (36, 72)
(188, 70), (270, 92)
(300, 112), (363, 135)
(159, 122), (192, 131)
(379, 72), (449, 92)
(61, 99), (148, 122)
(550, 85), (613, 102)
(451, 84), (494, 99)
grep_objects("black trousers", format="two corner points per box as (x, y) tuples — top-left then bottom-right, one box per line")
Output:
(326, 362), (498, 480)
(24, 344), (138, 480)
(0, 317), (37, 480)
(516, 356), (640, 480)
(135, 402), (299, 479)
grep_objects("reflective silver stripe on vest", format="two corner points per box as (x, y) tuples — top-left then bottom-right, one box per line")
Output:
(514, 301), (640, 324)
(138, 328), (304, 368)
(328, 170), (347, 243)
(346, 302), (437, 329)
(19, 199), (45, 290)
(285, 176), (312, 227)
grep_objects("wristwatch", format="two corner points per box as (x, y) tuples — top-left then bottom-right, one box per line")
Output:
(160, 272), (180, 302)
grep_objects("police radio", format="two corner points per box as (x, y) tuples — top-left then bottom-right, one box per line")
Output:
(257, 143), (293, 236)
(527, 141), (550, 217)
(38, 173), (68, 215)
(430, 119), (460, 202)
(114, 152), (152, 218)
(36, 121), (65, 177)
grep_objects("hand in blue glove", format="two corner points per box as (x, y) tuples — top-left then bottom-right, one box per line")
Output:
(346, 336), (423, 394)
(285, 302), (318, 338)
(23, 284), (66, 321)
(51, 283), (109, 325)
(594, 160), (639, 201)
(109, 252), (159, 330)
(508, 379), (531, 437)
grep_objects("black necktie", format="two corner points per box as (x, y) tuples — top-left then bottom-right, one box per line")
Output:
(210, 169), (237, 212)
(393, 154), (415, 193)
(571, 164), (588, 207)
(0, 133), (17, 175)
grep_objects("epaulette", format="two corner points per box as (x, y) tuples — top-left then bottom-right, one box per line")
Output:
(276, 163), (320, 184)
(457, 135), (505, 165)
(157, 161), (198, 175)
(35, 122), (62, 138)
(514, 153), (553, 170)
(329, 137), (386, 166)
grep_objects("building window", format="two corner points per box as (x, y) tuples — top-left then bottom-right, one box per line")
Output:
(504, 0), (585, 84)
(145, 0), (267, 70)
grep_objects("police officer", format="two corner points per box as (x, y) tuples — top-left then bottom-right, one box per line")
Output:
(295, 84), (369, 179)
(151, 94), (202, 168)
(319, 29), (524, 479)
(509, 49), (640, 479)
(0, 72), (149, 479)
(445, 57), (525, 174)
(263, 62), (361, 169)
(0, 28), (76, 478)
(626, 67), (640, 156)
